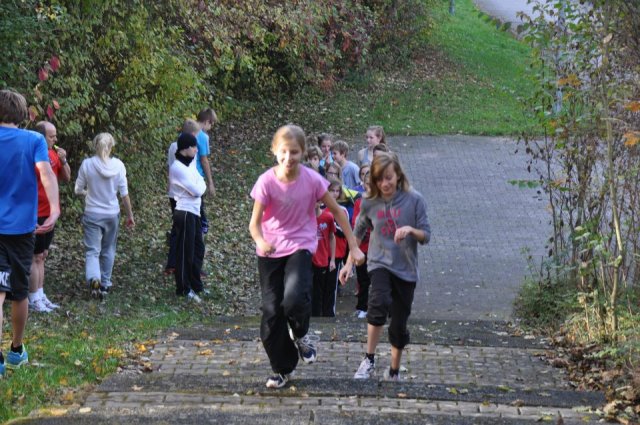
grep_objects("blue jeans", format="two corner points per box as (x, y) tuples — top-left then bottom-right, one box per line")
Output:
(82, 213), (119, 288)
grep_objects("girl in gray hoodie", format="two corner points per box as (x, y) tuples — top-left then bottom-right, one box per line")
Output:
(340, 152), (430, 381)
(75, 133), (134, 299)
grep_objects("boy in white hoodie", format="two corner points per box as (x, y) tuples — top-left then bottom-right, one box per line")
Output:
(75, 133), (134, 299)
(169, 133), (206, 302)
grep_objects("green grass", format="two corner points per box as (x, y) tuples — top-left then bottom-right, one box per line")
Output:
(0, 1), (539, 422)
(1, 302), (204, 419)
(283, 0), (536, 137)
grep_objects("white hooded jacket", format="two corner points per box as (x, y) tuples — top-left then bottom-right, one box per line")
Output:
(75, 156), (129, 216)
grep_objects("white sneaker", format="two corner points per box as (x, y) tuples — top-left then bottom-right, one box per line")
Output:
(42, 294), (60, 310)
(30, 298), (53, 313)
(186, 290), (202, 304)
(356, 310), (367, 319)
(354, 356), (375, 379)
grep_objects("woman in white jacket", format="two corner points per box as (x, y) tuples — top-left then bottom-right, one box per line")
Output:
(75, 133), (134, 299)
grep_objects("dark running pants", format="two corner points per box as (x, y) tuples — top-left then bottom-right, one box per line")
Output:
(258, 250), (312, 375)
(173, 210), (204, 296)
(367, 268), (416, 349)
(355, 255), (371, 311)
(311, 264), (337, 317)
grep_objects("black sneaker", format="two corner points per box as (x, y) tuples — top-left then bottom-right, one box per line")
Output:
(265, 373), (289, 389)
(99, 286), (110, 301)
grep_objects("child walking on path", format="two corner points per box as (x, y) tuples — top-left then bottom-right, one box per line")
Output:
(340, 152), (430, 381)
(249, 124), (364, 389)
(75, 133), (134, 299)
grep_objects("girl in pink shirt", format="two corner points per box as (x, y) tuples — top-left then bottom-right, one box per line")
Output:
(249, 124), (364, 389)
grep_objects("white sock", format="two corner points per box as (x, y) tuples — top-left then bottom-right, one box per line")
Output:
(28, 292), (40, 302)
(37, 288), (45, 298)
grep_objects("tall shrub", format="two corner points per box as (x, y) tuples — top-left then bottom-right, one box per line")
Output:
(521, 0), (640, 339)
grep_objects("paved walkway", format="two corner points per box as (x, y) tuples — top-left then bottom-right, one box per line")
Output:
(396, 136), (548, 321)
(15, 136), (603, 424)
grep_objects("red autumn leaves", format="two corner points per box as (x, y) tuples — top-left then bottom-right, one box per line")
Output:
(33, 55), (61, 121)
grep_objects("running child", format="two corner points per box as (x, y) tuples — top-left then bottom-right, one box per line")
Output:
(249, 124), (364, 389)
(340, 152), (430, 381)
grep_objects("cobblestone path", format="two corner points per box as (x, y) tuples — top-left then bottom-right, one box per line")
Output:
(15, 137), (604, 424)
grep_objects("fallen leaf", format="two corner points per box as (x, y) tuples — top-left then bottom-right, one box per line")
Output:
(132, 385), (143, 391)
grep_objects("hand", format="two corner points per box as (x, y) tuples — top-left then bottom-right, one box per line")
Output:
(350, 247), (365, 266)
(329, 259), (336, 271)
(56, 147), (68, 164)
(126, 215), (135, 230)
(394, 226), (413, 244)
(35, 212), (60, 234)
(338, 265), (352, 286)
(208, 183), (216, 197)
(257, 239), (275, 256)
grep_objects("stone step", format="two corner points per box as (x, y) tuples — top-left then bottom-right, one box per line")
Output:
(168, 317), (549, 349)
(142, 339), (569, 390)
(16, 397), (600, 424)
(92, 374), (604, 409)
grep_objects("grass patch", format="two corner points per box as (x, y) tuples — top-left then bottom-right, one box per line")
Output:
(514, 277), (578, 331)
(281, 0), (535, 138)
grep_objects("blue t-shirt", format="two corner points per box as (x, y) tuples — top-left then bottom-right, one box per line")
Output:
(0, 126), (49, 234)
(195, 129), (210, 178)
(342, 160), (361, 190)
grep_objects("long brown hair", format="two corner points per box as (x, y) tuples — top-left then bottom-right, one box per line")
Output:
(366, 152), (410, 200)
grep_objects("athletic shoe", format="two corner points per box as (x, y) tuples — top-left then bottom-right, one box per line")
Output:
(89, 278), (101, 298)
(0, 361), (5, 378)
(186, 290), (202, 304)
(356, 310), (367, 319)
(354, 356), (375, 379)
(99, 286), (110, 301)
(42, 294), (60, 310)
(383, 368), (401, 382)
(29, 298), (53, 313)
(294, 334), (318, 364)
(7, 346), (28, 368)
(265, 373), (289, 389)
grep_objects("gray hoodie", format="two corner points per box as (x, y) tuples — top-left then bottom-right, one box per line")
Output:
(354, 188), (430, 282)
(75, 156), (128, 216)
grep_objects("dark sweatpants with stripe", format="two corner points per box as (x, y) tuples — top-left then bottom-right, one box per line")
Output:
(173, 210), (204, 296)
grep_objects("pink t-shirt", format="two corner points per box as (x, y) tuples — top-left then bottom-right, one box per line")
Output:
(251, 166), (329, 257)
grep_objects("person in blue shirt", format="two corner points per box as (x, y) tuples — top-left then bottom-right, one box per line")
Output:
(0, 90), (60, 377)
